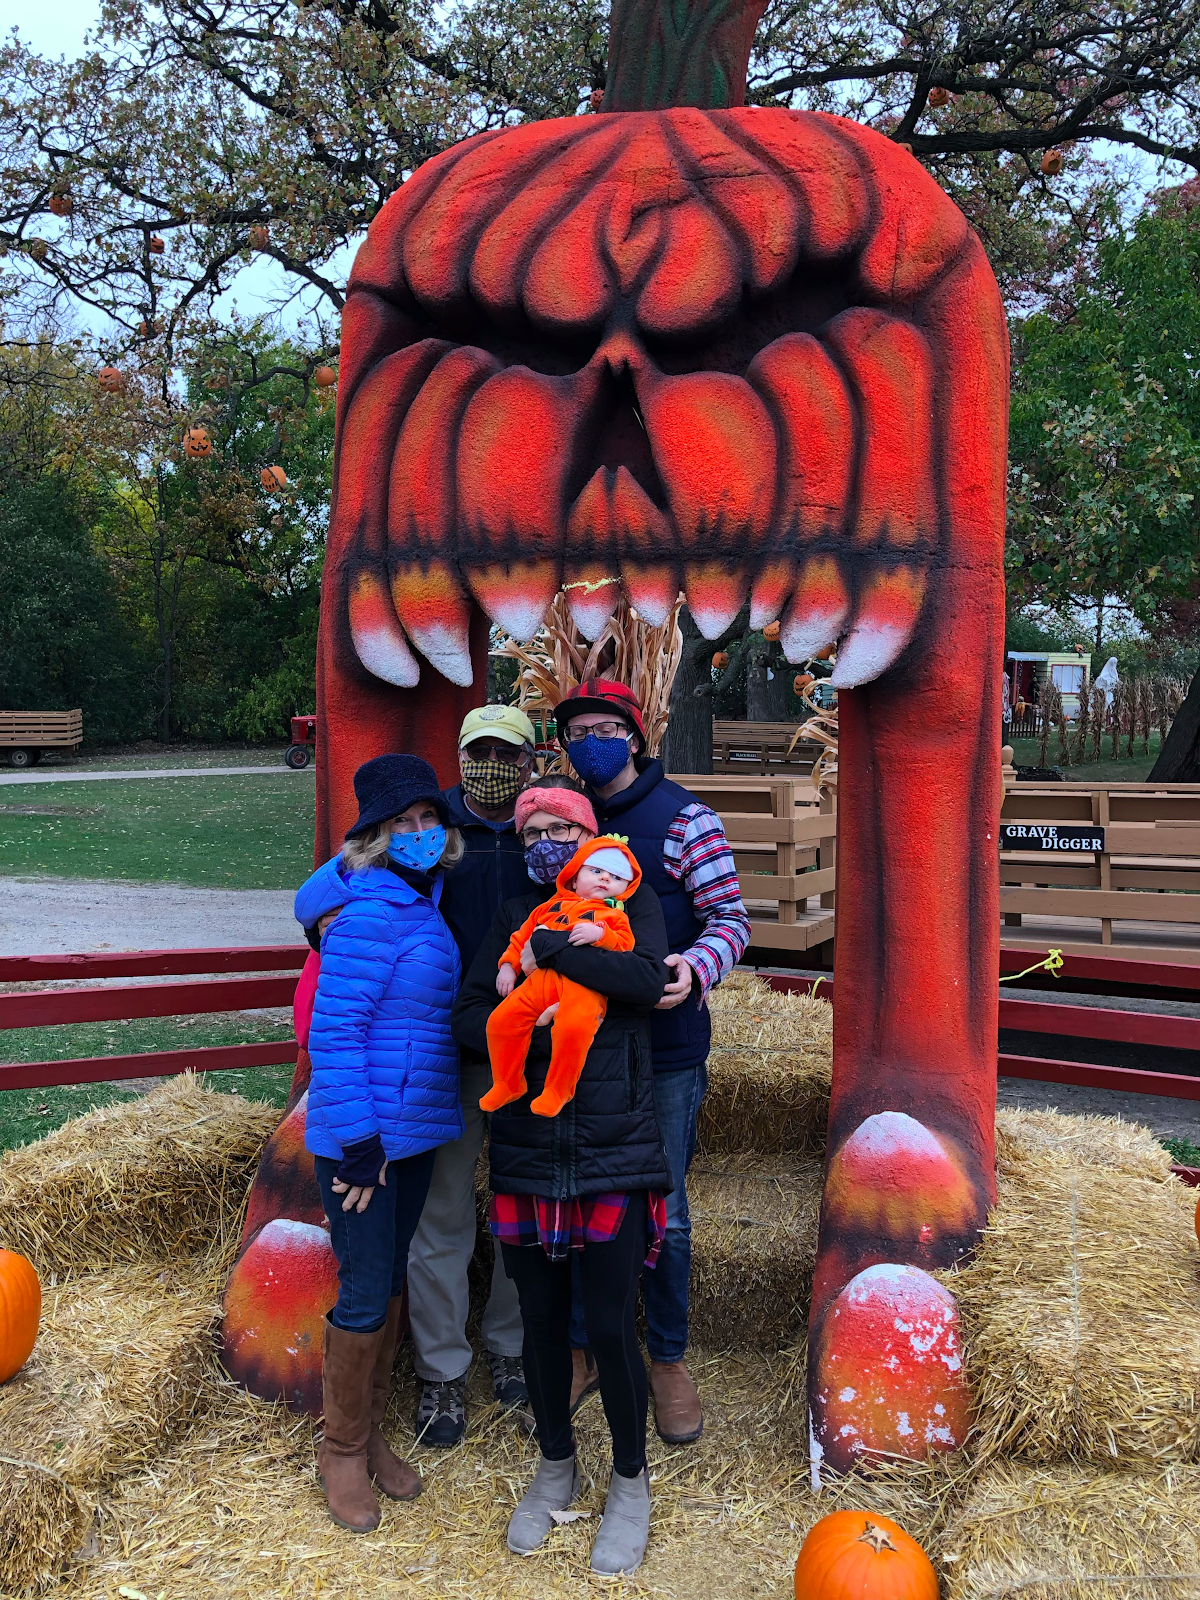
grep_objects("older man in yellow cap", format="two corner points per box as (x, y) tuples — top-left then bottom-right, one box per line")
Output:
(407, 702), (539, 1446)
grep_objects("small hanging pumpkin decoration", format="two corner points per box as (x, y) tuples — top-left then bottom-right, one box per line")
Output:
(712, 650), (730, 671)
(763, 620), (781, 641)
(48, 192), (73, 217)
(184, 426), (213, 459)
(97, 366), (125, 393)
(898, 141), (914, 154)
(261, 464), (288, 491)
(927, 86), (950, 107)
(249, 224), (270, 251)
(313, 364), (337, 388)
(814, 644), (836, 662)
(1041, 148), (1064, 176)
(149, 235), (165, 254)
(0, 1248), (41, 1384)
(794, 1511), (937, 1600)
(794, 672), (815, 694)
(138, 319), (157, 338)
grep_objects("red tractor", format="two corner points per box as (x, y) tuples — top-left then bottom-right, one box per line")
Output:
(284, 715), (317, 770)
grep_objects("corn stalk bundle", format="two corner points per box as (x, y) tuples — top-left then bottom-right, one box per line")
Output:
(785, 682), (838, 793)
(1071, 680), (1093, 764)
(494, 590), (684, 766)
(1134, 675), (1153, 755)
(1088, 684), (1106, 762)
(1110, 678), (1129, 758)
(1037, 677), (1064, 768)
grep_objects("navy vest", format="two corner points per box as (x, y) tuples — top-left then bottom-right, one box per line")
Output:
(592, 760), (712, 1072)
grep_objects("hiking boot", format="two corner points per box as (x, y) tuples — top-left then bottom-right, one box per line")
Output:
(486, 1351), (528, 1410)
(569, 1347), (600, 1416)
(507, 1452), (581, 1555)
(590, 1466), (651, 1575)
(318, 1318), (383, 1532)
(414, 1375), (467, 1447)
(649, 1359), (704, 1444)
(367, 1296), (421, 1501)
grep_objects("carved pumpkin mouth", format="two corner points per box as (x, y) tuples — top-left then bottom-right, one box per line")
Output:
(333, 108), (971, 692)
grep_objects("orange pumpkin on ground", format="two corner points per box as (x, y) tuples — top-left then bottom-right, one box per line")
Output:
(184, 426), (212, 458)
(794, 1510), (937, 1599)
(0, 1248), (41, 1383)
(261, 464), (288, 491)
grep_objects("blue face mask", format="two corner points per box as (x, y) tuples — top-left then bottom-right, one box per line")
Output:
(525, 837), (578, 885)
(567, 734), (633, 788)
(387, 824), (447, 872)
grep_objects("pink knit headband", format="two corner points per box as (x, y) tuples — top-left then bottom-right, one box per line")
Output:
(514, 786), (598, 835)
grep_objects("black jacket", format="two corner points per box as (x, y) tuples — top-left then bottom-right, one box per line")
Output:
(438, 784), (532, 976)
(452, 881), (673, 1198)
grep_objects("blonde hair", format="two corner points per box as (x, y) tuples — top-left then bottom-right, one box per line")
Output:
(343, 817), (465, 874)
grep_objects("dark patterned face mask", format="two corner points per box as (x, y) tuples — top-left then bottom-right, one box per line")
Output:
(461, 756), (525, 809)
(525, 837), (578, 884)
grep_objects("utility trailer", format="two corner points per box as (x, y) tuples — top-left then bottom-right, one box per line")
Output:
(0, 709), (83, 767)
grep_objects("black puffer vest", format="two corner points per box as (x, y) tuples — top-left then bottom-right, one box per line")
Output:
(455, 883), (672, 1199)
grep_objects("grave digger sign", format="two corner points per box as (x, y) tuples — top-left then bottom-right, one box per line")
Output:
(1000, 824), (1106, 853)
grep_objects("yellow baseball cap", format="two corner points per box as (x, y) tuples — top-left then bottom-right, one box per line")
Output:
(458, 703), (536, 748)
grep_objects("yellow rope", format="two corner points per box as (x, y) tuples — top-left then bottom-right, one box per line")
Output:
(999, 948), (1064, 984)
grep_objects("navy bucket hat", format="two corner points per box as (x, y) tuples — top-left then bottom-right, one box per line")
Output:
(345, 754), (448, 839)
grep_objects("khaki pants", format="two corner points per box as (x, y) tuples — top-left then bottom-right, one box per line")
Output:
(407, 1056), (524, 1382)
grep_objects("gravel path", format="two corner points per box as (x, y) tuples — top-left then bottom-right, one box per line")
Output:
(2, 875), (303, 955)
(0, 766), (313, 786)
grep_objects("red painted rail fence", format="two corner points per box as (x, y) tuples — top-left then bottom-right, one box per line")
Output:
(0, 946), (306, 1091)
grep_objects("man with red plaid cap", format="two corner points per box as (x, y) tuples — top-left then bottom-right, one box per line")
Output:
(553, 679), (750, 1445)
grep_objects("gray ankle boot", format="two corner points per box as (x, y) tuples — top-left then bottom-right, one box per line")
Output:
(507, 1453), (580, 1555)
(589, 1466), (651, 1575)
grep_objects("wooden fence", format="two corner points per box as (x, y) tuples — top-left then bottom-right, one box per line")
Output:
(1000, 782), (1200, 964)
(669, 773), (836, 955)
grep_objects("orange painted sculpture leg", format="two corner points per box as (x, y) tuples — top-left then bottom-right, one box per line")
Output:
(482, 970), (609, 1117)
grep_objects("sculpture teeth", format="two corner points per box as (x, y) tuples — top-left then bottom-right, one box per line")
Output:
(684, 562), (749, 639)
(465, 560), (560, 642)
(348, 570), (421, 687)
(390, 560), (474, 686)
(779, 556), (851, 663)
(563, 565), (621, 639)
(831, 566), (926, 687)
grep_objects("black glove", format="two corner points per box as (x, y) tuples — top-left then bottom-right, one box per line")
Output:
(530, 927), (572, 962)
(335, 1133), (385, 1188)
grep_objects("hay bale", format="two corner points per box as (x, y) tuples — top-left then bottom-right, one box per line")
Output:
(0, 1261), (219, 1592)
(949, 1154), (1200, 1465)
(701, 976), (832, 1158)
(996, 1106), (1173, 1184)
(940, 1460), (1200, 1600)
(689, 1155), (824, 1349)
(0, 1075), (278, 1278)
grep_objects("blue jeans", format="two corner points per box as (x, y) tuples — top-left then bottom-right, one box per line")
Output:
(568, 1061), (708, 1363)
(314, 1148), (437, 1334)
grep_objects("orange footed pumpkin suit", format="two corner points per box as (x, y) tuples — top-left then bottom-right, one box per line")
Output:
(481, 836), (643, 1119)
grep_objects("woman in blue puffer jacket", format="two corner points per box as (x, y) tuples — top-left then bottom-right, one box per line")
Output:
(296, 752), (463, 1534)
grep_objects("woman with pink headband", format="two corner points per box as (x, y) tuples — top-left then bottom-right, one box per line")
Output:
(453, 773), (671, 1578)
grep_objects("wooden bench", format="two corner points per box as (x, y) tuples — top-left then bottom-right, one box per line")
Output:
(668, 773), (836, 955)
(1000, 781), (1200, 964)
(711, 720), (823, 776)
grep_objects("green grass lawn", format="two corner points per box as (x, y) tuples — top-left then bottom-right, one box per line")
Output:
(0, 1011), (295, 1152)
(34, 744), (290, 773)
(1008, 733), (1165, 784)
(0, 771), (315, 888)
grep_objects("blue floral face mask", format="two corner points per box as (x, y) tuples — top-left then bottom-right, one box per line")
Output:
(525, 837), (577, 885)
(387, 824), (446, 872)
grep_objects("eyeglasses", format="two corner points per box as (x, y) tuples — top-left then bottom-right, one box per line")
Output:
(461, 740), (529, 764)
(521, 822), (585, 845)
(563, 721), (632, 744)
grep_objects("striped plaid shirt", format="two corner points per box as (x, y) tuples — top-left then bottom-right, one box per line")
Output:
(663, 802), (751, 996)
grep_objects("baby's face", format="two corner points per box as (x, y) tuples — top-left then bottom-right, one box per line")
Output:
(573, 863), (632, 900)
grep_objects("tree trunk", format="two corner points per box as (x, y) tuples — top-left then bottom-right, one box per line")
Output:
(661, 607), (712, 775)
(746, 646), (787, 720)
(1148, 662), (1200, 780)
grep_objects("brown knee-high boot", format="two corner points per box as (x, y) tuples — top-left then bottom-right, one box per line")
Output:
(367, 1296), (422, 1500)
(319, 1318), (385, 1531)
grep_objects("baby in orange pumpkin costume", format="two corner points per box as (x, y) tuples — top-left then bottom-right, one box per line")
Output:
(480, 835), (642, 1119)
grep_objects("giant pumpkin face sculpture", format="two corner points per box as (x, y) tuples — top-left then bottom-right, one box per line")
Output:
(228, 0), (1007, 1478)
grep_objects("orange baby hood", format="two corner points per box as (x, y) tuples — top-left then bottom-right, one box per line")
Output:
(556, 835), (643, 900)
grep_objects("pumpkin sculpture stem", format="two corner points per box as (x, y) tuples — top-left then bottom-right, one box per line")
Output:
(603, 0), (768, 110)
